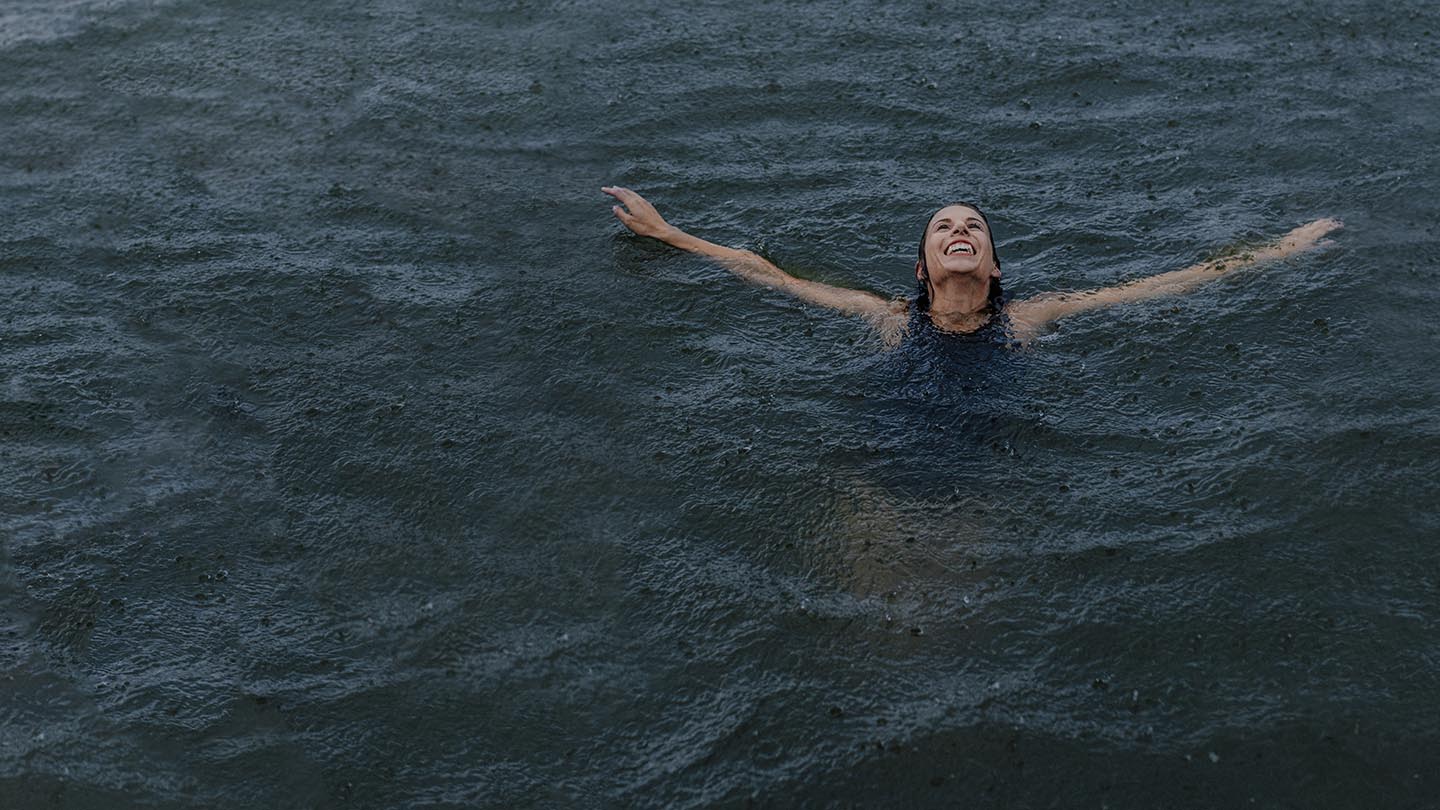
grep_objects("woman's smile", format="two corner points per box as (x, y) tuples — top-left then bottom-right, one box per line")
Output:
(944, 238), (976, 256)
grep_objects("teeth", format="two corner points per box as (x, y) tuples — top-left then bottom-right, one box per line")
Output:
(946, 243), (974, 255)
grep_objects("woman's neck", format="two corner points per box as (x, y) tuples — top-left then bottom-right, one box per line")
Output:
(927, 273), (993, 331)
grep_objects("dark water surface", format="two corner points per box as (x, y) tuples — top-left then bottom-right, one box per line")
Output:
(4, 0), (1440, 807)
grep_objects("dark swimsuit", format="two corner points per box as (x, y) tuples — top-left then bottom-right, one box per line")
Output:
(898, 303), (1015, 372)
(835, 302), (1025, 492)
(846, 302), (1025, 495)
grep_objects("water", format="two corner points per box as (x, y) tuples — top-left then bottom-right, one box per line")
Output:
(3, 0), (1439, 807)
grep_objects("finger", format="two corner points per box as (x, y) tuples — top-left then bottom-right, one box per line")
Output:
(609, 186), (646, 207)
(612, 205), (635, 224)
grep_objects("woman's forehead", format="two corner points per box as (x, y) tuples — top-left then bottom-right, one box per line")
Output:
(929, 204), (983, 225)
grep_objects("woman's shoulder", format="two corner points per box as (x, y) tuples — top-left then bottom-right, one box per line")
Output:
(871, 298), (913, 347)
(996, 296), (1053, 343)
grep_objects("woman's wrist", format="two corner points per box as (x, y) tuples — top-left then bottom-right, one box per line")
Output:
(660, 225), (695, 249)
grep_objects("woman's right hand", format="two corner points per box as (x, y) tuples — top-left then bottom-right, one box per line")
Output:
(602, 186), (674, 240)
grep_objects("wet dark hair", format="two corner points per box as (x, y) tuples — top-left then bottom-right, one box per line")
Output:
(914, 202), (1003, 313)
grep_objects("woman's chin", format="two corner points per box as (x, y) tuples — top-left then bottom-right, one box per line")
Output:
(934, 260), (985, 277)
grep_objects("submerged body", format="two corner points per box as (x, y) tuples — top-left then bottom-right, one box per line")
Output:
(601, 186), (1340, 346)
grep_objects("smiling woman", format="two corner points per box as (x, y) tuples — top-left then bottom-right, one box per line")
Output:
(913, 203), (1005, 334)
(602, 185), (1342, 346)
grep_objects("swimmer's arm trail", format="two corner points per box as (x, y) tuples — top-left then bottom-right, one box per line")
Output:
(603, 186), (902, 324)
(1006, 218), (1342, 336)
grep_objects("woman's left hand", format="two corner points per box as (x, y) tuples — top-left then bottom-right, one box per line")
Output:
(1276, 218), (1343, 255)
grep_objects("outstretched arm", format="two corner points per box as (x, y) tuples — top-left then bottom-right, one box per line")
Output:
(1007, 218), (1343, 336)
(603, 186), (899, 322)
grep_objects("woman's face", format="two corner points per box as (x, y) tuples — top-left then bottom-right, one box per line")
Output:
(918, 204), (999, 285)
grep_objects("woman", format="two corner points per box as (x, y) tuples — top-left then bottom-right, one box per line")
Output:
(602, 186), (1340, 345)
